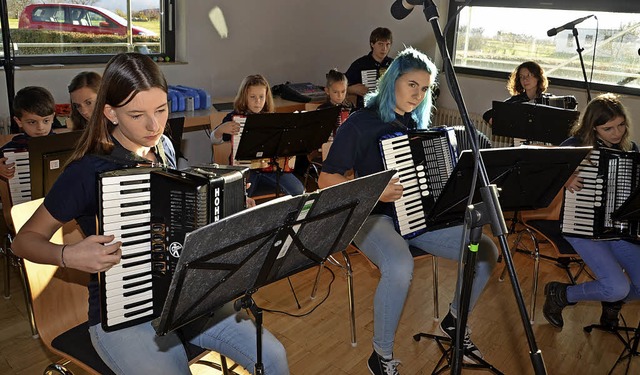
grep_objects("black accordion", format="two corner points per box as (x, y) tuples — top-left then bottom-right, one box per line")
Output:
(98, 165), (248, 331)
(379, 128), (458, 238)
(561, 148), (640, 239)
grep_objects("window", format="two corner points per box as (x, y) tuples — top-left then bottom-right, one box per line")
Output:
(446, 0), (640, 94)
(3, 0), (175, 65)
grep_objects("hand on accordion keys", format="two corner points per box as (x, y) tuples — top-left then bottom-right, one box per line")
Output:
(0, 157), (16, 179)
(379, 176), (403, 202)
(66, 234), (122, 273)
(565, 173), (584, 194)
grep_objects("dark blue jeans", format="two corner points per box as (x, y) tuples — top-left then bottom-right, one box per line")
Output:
(565, 237), (640, 303)
(247, 171), (304, 197)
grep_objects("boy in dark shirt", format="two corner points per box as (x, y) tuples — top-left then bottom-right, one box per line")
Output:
(345, 27), (394, 109)
(0, 86), (56, 179)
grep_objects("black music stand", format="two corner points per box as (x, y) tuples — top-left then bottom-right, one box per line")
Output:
(413, 146), (590, 374)
(152, 170), (393, 374)
(581, 188), (640, 375)
(492, 101), (579, 145)
(427, 146), (591, 228)
(235, 106), (340, 196)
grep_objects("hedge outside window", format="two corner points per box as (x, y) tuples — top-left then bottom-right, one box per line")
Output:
(1, 0), (174, 65)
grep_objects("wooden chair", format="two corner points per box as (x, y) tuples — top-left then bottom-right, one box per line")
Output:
(0, 178), (37, 337)
(501, 189), (586, 323)
(11, 199), (235, 375)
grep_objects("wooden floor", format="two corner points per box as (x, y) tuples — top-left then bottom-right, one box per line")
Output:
(1, 226), (639, 375)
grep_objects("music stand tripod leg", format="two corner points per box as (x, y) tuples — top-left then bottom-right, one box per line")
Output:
(233, 290), (264, 375)
(413, 202), (504, 375)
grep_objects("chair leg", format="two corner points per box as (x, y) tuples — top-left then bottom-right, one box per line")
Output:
(17, 257), (38, 337)
(310, 261), (325, 299)
(220, 354), (229, 375)
(431, 256), (439, 320)
(530, 232), (541, 324)
(340, 250), (357, 346)
(3, 252), (9, 299)
(3, 234), (10, 299)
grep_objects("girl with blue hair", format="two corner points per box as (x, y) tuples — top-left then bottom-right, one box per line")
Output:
(319, 47), (498, 375)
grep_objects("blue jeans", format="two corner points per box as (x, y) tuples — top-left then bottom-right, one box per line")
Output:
(247, 171), (304, 197)
(89, 302), (288, 374)
(564, 237), (640, 303)
(353, 214), (498, 358)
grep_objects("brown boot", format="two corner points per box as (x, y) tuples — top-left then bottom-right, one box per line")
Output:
(543, 282), (570, 329)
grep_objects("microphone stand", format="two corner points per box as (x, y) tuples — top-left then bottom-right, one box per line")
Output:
(418, 2), (547, 374)
(571, 27), (592, 102)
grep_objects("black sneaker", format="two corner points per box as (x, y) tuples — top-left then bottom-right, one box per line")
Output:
(439, 311), (483, 361)
(367, 351), (401, 375)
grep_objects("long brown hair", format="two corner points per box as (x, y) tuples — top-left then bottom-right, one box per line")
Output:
(69, 53), (168, 162)
(569, 93), (632, 151)
(68, 71), (102, 130)
(233, 74), (275, 114)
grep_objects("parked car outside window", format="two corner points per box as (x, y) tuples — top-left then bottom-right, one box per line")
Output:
(19, 3), (156, 36)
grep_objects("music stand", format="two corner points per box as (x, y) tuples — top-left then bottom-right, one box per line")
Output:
(613, 187), (640, 222)
(413, 146), (590, 373)
(235, 106), (340, 195)
(427, 146), (591, 228)
(492, 101), (579, 145)
(152, 170), (394, 374)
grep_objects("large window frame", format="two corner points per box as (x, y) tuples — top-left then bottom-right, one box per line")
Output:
(2, 0), (175, 66)
(445, 0), (640, 96)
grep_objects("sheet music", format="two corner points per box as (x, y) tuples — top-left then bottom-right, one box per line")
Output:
(231, 115), (251, 168)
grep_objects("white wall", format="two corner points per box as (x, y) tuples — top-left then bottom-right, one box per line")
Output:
(0, 0), (444, 114)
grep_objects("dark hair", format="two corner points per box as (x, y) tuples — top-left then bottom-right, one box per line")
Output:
(369, 27), (392, 47)
(70, 53), (168, 161)
(507, 61), (548, 96)
(325, 69), (348, 88)
(233, 74), (275, 114)
(68, 71), (102, 130)
(570, 93), (632, 151)
(13, 86), (56, 119)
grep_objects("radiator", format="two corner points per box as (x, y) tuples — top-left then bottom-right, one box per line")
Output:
(433, 107), (512, 148)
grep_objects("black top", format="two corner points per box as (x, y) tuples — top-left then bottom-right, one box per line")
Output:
(345, 52), (393, 109)
(322, 108), (417, 217)
(44, 135), (176, 325)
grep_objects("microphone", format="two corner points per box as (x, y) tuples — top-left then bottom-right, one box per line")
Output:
(390, 0), (424, 20)
(547, 15), (594, 37)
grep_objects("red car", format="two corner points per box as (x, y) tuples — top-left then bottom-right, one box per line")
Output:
(19, 3), (156, 36)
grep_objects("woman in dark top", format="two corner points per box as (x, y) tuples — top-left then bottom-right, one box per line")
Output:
(482, 61), (549, 125)
(12, 53), (288, 374)
(543, 93), (640, 331)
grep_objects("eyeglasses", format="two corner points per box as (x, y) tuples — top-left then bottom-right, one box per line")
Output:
(519, 73), (534, 80)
